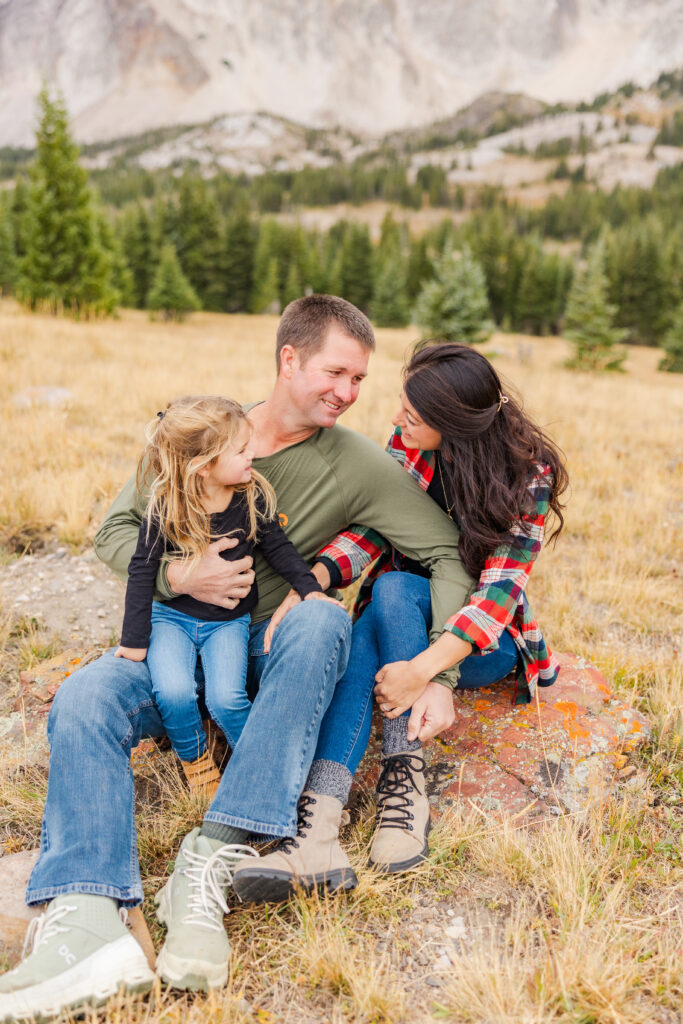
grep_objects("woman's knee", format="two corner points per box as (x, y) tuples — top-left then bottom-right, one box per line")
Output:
(371, 571), (430, 621)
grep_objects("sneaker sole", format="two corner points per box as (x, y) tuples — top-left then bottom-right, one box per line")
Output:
(368, 819), (431, 874)
(154, 886), (228, 991)
(232, 866), (358, 904)
(0, 934), (154, 1023)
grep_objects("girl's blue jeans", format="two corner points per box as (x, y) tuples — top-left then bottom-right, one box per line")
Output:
(147, 602), (251, 760)
(26, 599), (351, 907)
(314, 571), (519, 775)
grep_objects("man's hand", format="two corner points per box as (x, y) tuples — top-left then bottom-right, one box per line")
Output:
(263, 590), (346, 653)
(374, 659), (429, 716)
(406, 681), (456, 743)
(115, 646), (147, 662)
(166, 537), (254, 609)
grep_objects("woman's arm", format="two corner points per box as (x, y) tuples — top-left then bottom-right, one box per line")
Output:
(375, 469), (552, 709)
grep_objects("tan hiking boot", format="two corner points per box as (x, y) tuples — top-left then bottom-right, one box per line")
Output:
(181, 749), (221, 798)
(369, 751), (430, 873)
(231, 792), (357, 903)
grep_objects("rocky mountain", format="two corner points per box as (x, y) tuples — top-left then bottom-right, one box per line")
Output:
(1, 0), (682, 146)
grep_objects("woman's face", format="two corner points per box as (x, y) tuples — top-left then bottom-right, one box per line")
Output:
(392, 390), (442, 451)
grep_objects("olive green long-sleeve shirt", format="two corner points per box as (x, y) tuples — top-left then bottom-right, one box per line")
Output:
(94, 423), (475, 686)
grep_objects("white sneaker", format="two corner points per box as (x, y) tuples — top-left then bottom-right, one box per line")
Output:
(155, 828), (257, 991)
(0, 894), (154, 1022)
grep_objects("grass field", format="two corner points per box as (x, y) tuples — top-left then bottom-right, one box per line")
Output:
(0, 299), (681, 1022)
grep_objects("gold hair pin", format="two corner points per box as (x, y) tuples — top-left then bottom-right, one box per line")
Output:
(497, 393), (509, 412)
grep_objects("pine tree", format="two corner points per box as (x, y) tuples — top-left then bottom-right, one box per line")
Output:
(118, 204), (154, 309)
(146, 243), (200, 321)
(17, 89), (117, 317)
(340, 223), (373, 312)
(564, 238), (628, 371)
(0, 198), (17, 295)
(405, 235), (432, 303)
(659, 303), (683, 373)
(414, 245), (493, 344)
(223, 205), (255, 313)
(372, 250), (410, 327)
(283, 259), (303, 308)
(250, 220), (282, 313)
(174, 174), (225, 311)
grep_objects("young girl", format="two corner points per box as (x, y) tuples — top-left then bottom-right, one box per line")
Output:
(116, 395), (324, 796)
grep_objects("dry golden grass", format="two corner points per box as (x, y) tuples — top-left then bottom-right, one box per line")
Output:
(0, 299), (682, 1022)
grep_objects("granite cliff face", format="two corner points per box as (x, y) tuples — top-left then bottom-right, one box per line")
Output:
(1, 0), (682, 145)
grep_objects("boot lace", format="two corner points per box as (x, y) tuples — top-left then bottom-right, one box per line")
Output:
(180, 843), (257, 929)
(22, 902), (76, 958)
(375, 753), (426, 832)
(277, 794), (317, 853)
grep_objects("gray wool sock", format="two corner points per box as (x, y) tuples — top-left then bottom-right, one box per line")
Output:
(382, 714), (422, 756)
(305, 759), (353, 805)
(200, 821), (250, 845)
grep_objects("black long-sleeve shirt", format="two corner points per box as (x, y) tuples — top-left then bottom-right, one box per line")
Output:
(120, 490), (322, 647)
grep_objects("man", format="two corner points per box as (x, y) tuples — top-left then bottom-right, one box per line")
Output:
(0, 295), (472, 1019)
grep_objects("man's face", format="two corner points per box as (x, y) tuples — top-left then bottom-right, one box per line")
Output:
(284, 326), (370, 428)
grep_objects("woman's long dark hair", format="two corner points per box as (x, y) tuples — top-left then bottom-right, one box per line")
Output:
(403, 342), (568, 578)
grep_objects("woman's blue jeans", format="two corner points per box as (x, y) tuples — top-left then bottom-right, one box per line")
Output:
(314, 571), (519, 775)
(147, 602), (251, 760)
(26, 599), (351, 907)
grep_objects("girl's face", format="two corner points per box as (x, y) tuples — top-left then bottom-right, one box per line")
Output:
(392, 390), (442, 451)
(200, 420), (254, 489)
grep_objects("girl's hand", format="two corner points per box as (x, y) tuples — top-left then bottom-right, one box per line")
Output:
(115, 646), (148, 661)
(374, 659), (429, 715)
(263, 591), (301, 653)
(406, 682), (456, 743)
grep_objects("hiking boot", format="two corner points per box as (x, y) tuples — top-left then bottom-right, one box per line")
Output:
(180, 749), (222, 799)
(231, 792), (357, 903)
(154, 828), (257, 992)
(369, 751), (430, 873)
(0, 894), (154, 1022)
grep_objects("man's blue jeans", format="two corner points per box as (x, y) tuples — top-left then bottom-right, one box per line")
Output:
(314, 572), (519, 776)
(147, 602), (251, 759)
(26, 600), (351, 907)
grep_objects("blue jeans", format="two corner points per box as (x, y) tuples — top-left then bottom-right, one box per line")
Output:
(314, 572), (519, 776)
(26, 600), (351, 907)
(147, 602), (251, 759)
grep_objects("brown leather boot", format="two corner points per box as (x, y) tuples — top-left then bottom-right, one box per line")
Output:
(232, 792), (357, 903)
(368, 751), (430, 873)
(180, 749), (221, 799)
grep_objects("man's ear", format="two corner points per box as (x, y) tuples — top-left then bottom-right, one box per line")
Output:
(279, 344), (300, 379)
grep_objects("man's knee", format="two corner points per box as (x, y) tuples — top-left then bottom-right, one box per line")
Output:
(272, 599), (352, 659)
(50, 650), (152, 736)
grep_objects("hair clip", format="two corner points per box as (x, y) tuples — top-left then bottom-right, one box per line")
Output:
(157, 410), (165, 420)
(497, 393), (509, 412)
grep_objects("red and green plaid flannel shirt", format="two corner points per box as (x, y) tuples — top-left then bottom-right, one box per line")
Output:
(317, 427), (559, 699)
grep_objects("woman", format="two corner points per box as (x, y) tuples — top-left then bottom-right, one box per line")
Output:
(239, 342), (568, 896)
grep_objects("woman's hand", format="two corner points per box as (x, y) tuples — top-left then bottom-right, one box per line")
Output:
(263, 590), (347, 653)
(374, 659), (429, 716)
(115, 646), (148, 661)
(406, 681), (456, 743)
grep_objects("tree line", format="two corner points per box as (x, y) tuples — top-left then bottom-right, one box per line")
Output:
(0, 91), (681, 372)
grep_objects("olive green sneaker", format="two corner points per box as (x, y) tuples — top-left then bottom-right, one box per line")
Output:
(154, 828), (257, 992)
(0, 894), (154, 1022)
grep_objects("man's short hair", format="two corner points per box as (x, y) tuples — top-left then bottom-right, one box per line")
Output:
(275, 294), (375, 372)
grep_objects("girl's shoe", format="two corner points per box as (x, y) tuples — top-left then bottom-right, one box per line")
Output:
(181, 749), (222, 798)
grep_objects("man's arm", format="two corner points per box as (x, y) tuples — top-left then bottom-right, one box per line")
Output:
(94, 474), (254, 607)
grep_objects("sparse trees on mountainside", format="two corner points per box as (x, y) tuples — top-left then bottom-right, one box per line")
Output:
(146, 243), (200, 321)
(658, 303), (683, 373)
(17, 89), (118, 317)
(564, 237), (627, 371)
(414, 245), (493, 344)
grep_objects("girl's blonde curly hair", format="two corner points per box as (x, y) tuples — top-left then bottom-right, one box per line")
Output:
(136, 395), (276, 569)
